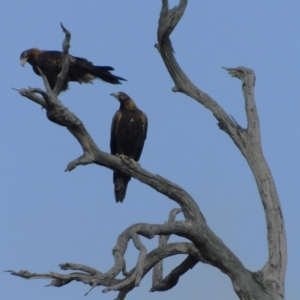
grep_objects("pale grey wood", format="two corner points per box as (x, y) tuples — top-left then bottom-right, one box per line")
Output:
(152, 208), (182, 289)
(156, 1), (287, 299)
(9, 2), (287, 299)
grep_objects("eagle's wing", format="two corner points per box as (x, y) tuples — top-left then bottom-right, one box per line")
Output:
(110, 110), (123, 155)
(134, 111), (148, 161)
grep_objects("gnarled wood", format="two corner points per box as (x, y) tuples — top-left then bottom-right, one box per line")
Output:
(156, 0), (286, 299)
(10, 2), (286, 299)
(7, 210), (203, 298)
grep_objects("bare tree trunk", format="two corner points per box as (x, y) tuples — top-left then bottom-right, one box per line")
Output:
(156, 0), (287, 299)
(8, 2), (286, 300)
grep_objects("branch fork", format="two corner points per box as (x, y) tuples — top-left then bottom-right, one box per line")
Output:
(10, 2), (286, 299)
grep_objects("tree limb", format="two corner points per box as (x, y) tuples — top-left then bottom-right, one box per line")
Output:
(6, 242), (201, 296)
(11, 3), (287, 298)
(156, 0), (286, 299)
(13, 17), (252, 300)
(152, 208), (182, 287)
(7, 209), (203, 298)
(16, 87), (203, 223)
(224, 67), (286, 295)
(15, 23), (202, 220)
(13, 88), (47, 108)
(150, 255), (198, 292)
(53, 23), (71, 96)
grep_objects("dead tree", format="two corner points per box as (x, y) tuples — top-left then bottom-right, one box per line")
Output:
(8, 1), (286, 299)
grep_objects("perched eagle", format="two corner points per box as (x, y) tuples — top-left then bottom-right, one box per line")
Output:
(20, 48), (126, 92)
(110, 92), (148, 203)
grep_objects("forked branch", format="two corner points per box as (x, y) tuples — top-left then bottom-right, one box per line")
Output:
(7, 209), (202, 298)
(156, 0), (286, 299)
(53, 23), (71, 95)
(14, 24), (202, 222)
(11, 1), (287, 299)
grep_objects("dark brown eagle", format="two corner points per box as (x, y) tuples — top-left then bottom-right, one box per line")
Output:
(20, 48), (126, 92)
(110, 92), (148, 203)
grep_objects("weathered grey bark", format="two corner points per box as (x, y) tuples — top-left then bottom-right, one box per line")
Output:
(8, 2), (286, 300)
(155, 0), (287, 299)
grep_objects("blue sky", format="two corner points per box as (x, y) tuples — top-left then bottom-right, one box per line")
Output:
(1, 1), (299, 299)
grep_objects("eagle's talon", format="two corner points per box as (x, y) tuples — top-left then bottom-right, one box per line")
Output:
(116, 154), (129, 160)
(129, 158), (139, 166)
(116, 154), (139, 166)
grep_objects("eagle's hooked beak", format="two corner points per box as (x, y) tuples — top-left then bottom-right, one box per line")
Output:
(20, 57), (28, 67)
(110, 92), (120, 100)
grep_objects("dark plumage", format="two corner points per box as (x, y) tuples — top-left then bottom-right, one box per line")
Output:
(110, 92), (148, 203)
(20, 48), (126, 92)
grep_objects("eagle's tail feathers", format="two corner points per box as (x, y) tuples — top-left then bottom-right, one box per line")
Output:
(113, 173), (131, 203)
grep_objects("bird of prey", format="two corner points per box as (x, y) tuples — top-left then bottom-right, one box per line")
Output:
(110, 92), (148, 202)
(20, 48), (126, 92)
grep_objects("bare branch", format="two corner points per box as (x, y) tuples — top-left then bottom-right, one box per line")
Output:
(59, 262), (102, 276)
(102, 219), (188, 294)
(150, 255), (198, 292)
(7, 241), (202, 297)
(156, 0), (286, 299)
(13, 88), (47, 108)
(14, 12), (258, 300)
(6, 268), (120, 289)
(223, 67), (260, 139)
(223, 69), (286, 297)
(35, 66), (53, 96)
(131, 233), (147, 286)
(17, 82), (203, 221)
(65, 152), (94, 171)
(53, 23), (71, 96)
(157, 0), (187, 45)
(7, 209), (199, 297)
(16, 25), (204, 222)
(11, 5), (287, 300)
(152, 208), (182, 287)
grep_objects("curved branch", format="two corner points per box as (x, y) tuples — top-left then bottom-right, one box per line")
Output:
(13, 8), (287, 299)
(36, 66), (53, 96)
(7, 242), (202, 297)
(15, 87), (203, 222)
(223, 67), (260, 138)
(15, 24), (203, 222)
(7, 209), (205, 299)
(6, 268), (120, 289)
(224, 67), (286, 293)
(150, 255), (198, 292)
(15, 16), (269, 300)
(13, 88), (47, 108)
(131, 233), (147, 286)
(156, 1), (239, 140)
(152, 208), (182, 286)
(102, 221), (188, 293)
(156, 0), (286, 299)
(53, 23), (71, 96)
(7, 242), (202, 290)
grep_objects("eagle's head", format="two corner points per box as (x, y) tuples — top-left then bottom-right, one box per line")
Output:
(20, 48), (40, 66)
(110, 92), (137, 110)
